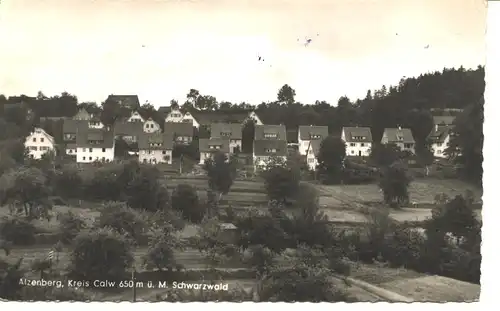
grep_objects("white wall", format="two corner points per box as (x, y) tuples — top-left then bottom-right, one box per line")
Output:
(306, 148), (318, 171)
(181, 113), (199, 128)
(229, 139), (242, 153)
(199, 151), (229, 165)
(345, 142), (372, 157)
(143, 120), (161, 133)
(89, 121), (104, 129)
(76, 146), (114, 163)
(298, 137), (309, 155)
(25, 130), (55, 159)
(253, 155), (287, 171)
(431, 134), (450, 158)
(128, 112), (145, 123)
(138, 149), (172, 164)
(165, 109), (184, 123)
(66, 148), (76, 156)
(248, 112), (263, 125)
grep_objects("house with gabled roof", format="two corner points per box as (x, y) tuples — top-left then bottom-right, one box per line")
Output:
(106, 94), (140, 110)
(210, 123), (243, 153)
(127, 110), (146, 123)
(24, 128), (56, 159)
(253, 140), (287, 171)
(114, 121), (143, 143)
(298, 125), (328, 155)
(341, 126), (373, 157)
(75, 128), (115, 163)
(73, 107), (92, 121)
(164, 107), (185, 123)
(381, 127), (415, 154)
(198, 138), (230, 165)
(305, 139), (322, 171)
(254, 124), (286, 141)
(138, 132), (174, 164)
(164, 122), (194, 145)
(428, 125), (452, 158)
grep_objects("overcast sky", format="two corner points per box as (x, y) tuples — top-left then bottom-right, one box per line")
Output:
(0, 0), (486, 107)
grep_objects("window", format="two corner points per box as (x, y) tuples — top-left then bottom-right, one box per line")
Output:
(33, 137), (37, 142)
(397, 135), (404, 141)
(40, 138), (44, 142)
(102, 148), (105, 152)
(89, 148), (93, 153)
(83, 156), (86, 160)
(351, 150), (355, 154)
(361, 143), (365, 147)
(437, 143), (442, 147)
(404, 143), (413, 149)
(68, 149), (72, 154)
(148, 150), (152, 154)
(29, 146), (37, 151)
(220, 132), (231, 137)
(350, 143), (355, 147)
(437, 150), (442, 154)
(162, 150), (166, 155)
(89, 157), (93, 161)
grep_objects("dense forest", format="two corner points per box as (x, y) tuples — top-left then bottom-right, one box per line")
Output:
(0, 66), (484, 185)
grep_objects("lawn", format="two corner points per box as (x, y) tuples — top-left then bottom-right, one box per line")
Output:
(316, 178), (482, 205)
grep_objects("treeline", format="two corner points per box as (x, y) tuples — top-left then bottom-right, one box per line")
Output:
(0, 66), (484, 185)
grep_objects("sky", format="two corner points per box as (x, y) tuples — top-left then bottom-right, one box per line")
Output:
(0, 0), (487, 107)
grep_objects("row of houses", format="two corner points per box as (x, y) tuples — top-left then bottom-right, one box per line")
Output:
(24, 104), (456, 170)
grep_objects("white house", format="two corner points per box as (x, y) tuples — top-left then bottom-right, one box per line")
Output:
(128, 110), (146, 123)
(198, 138), (230, 165)
(165, 107), (185, 123)
(297, 125), (328, 156)
(381, 127), (416, 154)
(305, 140), (322, 171)
(253, 140), (288, 171)
(180, 111), (200, 128)
(24, 128), (56, 159)
(428, 124), (452, 158)
(75, 129), (115, 163)
(341, 127), (373, 157)
(143, 118), (161, 133)
(210, 123), (243, 153)
(138, 132), (173, 164)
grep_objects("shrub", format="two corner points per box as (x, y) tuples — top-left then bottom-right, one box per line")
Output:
(171, 184), (205, 223)
(97, 202), (148, 245)
(0, 215), (36, 246)
(57, 211), (86, 245)
(381, 227), (425, 269)
(68, 227), (133, 282)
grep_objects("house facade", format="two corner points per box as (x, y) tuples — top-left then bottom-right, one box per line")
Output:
(165, 107), (185, 123)
(143, 118), (161, 133)
(138, 132), (173, 164)
(164, 122), (194, 145)
(24, 128), (56, 159)
(341, 127), (373, 157)
(127, 110), (145, 123)
(75, 129), (115, 163)
(305, 140), (322, 171)
(253, 140), (288, 171)
(198, 138), (230, 165)
(428, 124), (451, 158)
(381, 127), (416, 154)
(210, 123), (243, 153)
(297, 125), (328, 156)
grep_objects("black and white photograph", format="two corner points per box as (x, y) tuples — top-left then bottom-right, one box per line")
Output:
(0, 0), (490, 303)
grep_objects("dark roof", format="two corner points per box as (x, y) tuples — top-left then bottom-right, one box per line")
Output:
(428, 126), (452, 144)
(342, 127), (373, 142)
(138, 132), (173, 150)
(157, 106), (171, 118)
(254, 125), (286, 140)
(383, 128), (415, 144)
(433, 116), (456, 126)
(76, 128), (114, 148)
(199, 138), (230, 153)
(308, 139), (322, 157)
(253, 140), (287, 156)
(210, 123), (243, 140)
(106, 95), (140, 109)
(63, 119), (89, 134)
(114, 121), (143, 136)
(189, 108), (254, 125)
(298, 125), (328, 140)
(164, 122), (193, 137)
